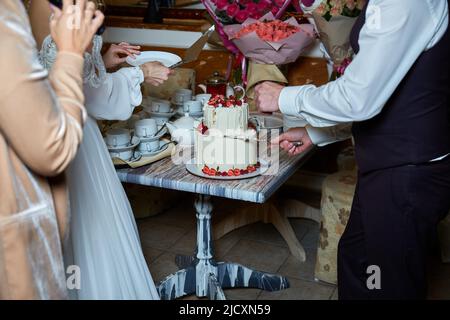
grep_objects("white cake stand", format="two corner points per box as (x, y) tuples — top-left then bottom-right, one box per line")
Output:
(186, 159), (269, 180)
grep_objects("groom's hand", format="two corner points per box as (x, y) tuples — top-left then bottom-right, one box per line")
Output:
(254, 81), (284, 113)
(271, 127), (313, 156)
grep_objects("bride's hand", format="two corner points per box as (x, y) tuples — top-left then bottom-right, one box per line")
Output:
(50, 0), (104, 56)
(140, 62), (173, 87)
(103, 42), (141, 69)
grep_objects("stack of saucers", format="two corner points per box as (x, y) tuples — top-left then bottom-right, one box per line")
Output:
(134, 119), (170, 157)
(105, 128), (141, 162)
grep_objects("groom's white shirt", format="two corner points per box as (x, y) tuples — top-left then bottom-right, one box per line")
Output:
(280, 0), (449, 149)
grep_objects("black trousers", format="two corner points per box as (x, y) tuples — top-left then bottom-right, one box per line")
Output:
(338, 156), (450, 299)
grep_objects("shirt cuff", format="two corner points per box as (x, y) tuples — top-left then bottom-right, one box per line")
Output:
(305, 125), (337, 146)
(279, 86), (302, 117)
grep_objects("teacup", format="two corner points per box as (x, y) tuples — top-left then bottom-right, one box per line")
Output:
(135, 119), (158, 138)
(109, 149), (133, 161)
(151, 99), (171, 113)
(151, 116), (168, 126)
(138, 139), (160, 153)
(195, 93), (212, 105)
(183, 100), (202, 114)
(105, 128), (131, 148)
(173, 89), (192, 105)
(127, 114), (141, 130)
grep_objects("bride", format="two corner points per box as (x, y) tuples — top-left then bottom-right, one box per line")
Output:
(29, 0), (172, 299)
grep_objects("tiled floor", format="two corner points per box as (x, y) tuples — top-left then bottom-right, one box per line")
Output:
(136, 195), (450, 300)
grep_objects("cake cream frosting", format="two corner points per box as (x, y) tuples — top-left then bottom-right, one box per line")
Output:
(195, 96), (258, 175)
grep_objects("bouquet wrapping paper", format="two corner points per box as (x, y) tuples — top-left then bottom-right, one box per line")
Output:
(312, 11), (357, 68)
(224, 13), (315, 65)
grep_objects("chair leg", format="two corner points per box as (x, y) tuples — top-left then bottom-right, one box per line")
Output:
(212, 203), (270, 241)
(266, 203), (306, 262)
(280, 198), (321, 223)
(212, 197), (321, 262)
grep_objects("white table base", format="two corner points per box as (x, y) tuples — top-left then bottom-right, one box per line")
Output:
(157, 195), (290, 300)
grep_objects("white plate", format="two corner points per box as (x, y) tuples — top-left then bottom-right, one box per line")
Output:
(186, 159), (269, 180)
(140, 143), (169, 157)
(126, 51), (181, 68)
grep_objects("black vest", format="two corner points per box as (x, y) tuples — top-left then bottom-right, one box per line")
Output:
(350, 1), (450, 173)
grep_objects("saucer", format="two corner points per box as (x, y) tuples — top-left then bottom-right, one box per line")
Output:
(105, 136), (140, 151)
(176, 107), (203, 118)
(171, 101), (186, 107)
(147, 110), (177, 118)
(188, 111), (204, 118)
(140, 143), (169, 157)
(137, 127), (168, 142)
(129, 150), (142, 163)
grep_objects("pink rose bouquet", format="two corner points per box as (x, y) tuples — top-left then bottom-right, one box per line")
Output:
(201, 0), (294, 86)
(210, 0), (288, 24)
(224, 13), (315, 65)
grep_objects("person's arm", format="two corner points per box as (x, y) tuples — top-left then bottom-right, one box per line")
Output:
(279, 0), (448, 127)
(84, 67), (144, 121)
(306, 123), (353, 146)
(0, 0), (103, 177)
(85, 61), (171, 121)
(0, 38), (85, 177)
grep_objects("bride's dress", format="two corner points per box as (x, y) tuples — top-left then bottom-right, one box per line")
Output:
(40, 36), (160, 300)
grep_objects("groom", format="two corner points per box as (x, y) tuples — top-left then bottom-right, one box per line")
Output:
(255, 0), (450, 299)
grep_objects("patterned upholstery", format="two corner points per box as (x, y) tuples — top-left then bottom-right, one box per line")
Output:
(315, 147), (357, 284)
(315, 167), (357, 284)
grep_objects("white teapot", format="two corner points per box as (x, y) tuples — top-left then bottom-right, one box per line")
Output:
(166, 114), (200, 146)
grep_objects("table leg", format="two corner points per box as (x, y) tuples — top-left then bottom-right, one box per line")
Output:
(157, 194), (290, 300)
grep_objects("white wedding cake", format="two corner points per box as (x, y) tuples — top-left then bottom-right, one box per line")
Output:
(195, 95), (259, 177)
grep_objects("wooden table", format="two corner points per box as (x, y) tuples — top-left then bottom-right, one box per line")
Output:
(116, 145), (316, 300)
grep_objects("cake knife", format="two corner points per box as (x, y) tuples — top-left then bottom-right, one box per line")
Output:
(169, 25), (215, 69)
(223, 135), (304, 147)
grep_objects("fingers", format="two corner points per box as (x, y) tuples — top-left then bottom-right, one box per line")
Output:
(84, 1), (96, 22)
(75, 0), (87, 10)
(148, 79), (163, 86)
(62, 0), (73, 10)
(90, 10), (104, 34)
(50, 4), (62, 18)
(118, 43), (141, 50)
(113, 47), (136, 57)
(290, 144), (309, 156)
(280, 140), (293, 150)
(271, 132), (288, 145)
